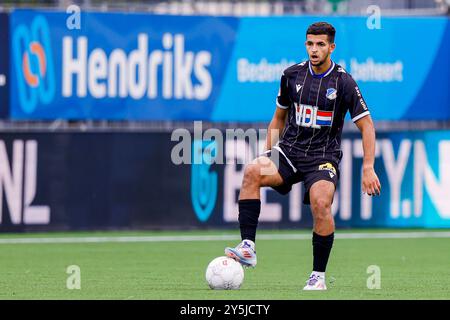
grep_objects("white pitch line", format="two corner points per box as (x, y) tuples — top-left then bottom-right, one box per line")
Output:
(0, 231), (449, 244)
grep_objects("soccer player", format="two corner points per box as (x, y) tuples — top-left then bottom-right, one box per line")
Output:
(225, 22), (381, 290)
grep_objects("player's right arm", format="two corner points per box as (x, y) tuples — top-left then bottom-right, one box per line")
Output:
(265, 106), (288, 151)
(265, 73), (290, 151)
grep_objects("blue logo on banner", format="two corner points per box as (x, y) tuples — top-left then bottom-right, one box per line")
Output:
(12, 15), (55, 114)
(191, 140), (218, 222)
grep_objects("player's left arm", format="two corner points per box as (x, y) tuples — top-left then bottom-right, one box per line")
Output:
(355, 115), (381, 196)
(343, 72), (381, 196)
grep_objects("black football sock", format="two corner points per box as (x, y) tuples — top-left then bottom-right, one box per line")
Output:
(238, 199), (261, 243)
(312, 232), (334, 272)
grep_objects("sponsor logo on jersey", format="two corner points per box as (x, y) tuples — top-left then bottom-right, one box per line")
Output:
(355, 86), (368, 110)
(294, 103), (333, 128)
(296, 84), (302, 92)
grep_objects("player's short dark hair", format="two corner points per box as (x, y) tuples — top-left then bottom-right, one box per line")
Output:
(306, 22), (336, 43)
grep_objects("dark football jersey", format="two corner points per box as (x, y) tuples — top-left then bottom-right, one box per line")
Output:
(275, 60), (370, 164)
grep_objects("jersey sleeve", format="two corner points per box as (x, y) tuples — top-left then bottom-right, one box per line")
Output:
(343, 74), (370, 122)
(276, 73), (290, 109)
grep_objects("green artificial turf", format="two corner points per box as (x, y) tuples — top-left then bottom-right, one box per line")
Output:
(0, 229), (449, 299)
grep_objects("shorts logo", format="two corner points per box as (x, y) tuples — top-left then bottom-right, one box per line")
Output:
(326, 88), (337, 100)
(319, 162), (336, 178)
(12, 15), (55, 114)
(191, 140), (218, 222)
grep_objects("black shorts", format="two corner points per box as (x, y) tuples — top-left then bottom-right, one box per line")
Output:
(263, 146), (340, 205)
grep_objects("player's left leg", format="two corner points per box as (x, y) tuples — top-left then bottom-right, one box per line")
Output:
(303, 180), (335, 291)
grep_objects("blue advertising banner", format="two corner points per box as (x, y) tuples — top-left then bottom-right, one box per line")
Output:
(10, 10), (238, 120)
(216, 129), (450, 228)
(0, 129), (449, 232)
(213, 16), (450, 122)
(333, 131), (450, 228)
(8, 10), (450, 121)
(0, 12), (9, 118)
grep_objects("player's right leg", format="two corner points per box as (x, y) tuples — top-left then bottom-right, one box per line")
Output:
(225, 155), (285, 267)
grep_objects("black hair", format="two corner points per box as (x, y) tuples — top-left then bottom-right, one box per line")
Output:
(306, 22), (336, 43)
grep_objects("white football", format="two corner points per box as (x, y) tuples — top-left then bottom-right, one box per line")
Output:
(205, 256), (244, 290)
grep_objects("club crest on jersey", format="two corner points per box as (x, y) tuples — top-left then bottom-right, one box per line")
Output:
(326, 88), (337, 100)
(294, 103), (333, 128)
(318, 162), (337, 178)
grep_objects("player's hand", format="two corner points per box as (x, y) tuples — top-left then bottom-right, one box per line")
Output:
(362, 166), (381, 196)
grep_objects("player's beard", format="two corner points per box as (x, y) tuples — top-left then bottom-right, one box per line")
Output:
(310, 53), (330, 67)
